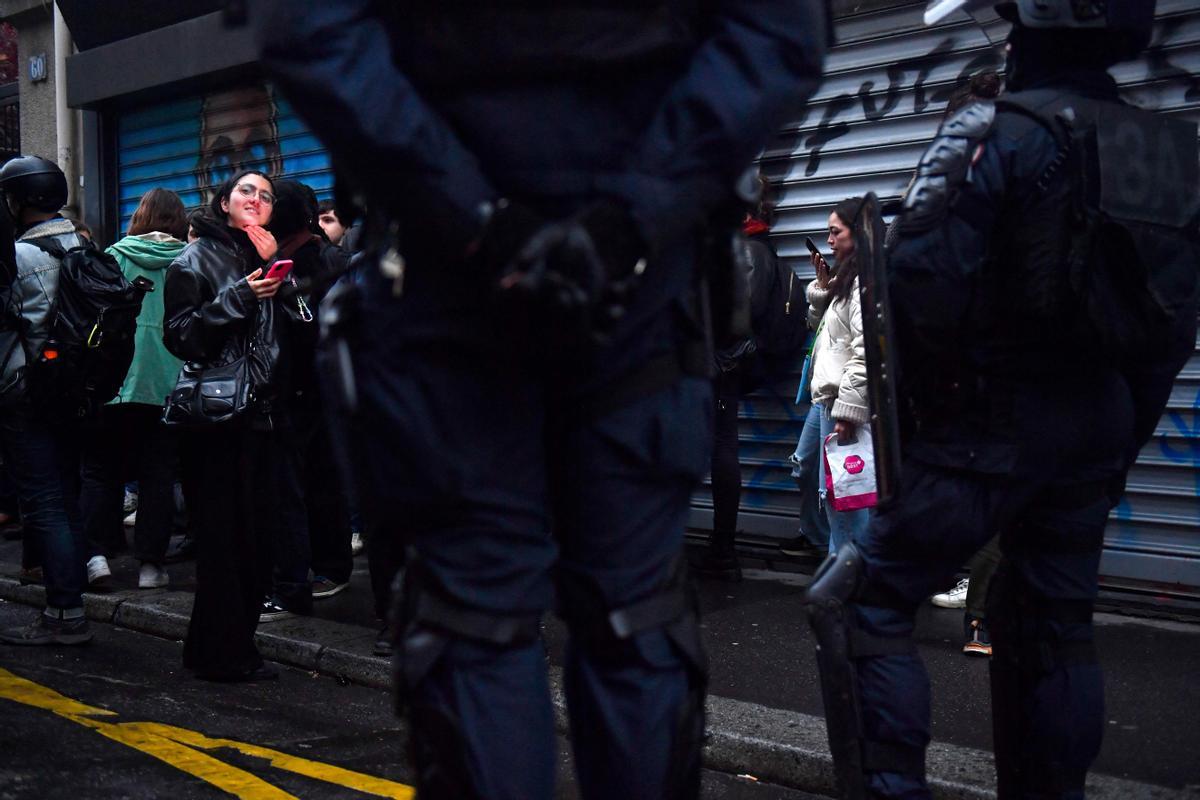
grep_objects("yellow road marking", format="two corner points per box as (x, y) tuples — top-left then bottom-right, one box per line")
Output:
(0, 667), (118, 717)
(0, 667), (414, 799)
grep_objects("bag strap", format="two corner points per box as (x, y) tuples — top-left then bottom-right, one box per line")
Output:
(21, 236), (68, 260)
(807, 316), (825, 358)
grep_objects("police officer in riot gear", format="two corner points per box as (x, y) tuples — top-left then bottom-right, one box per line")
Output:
(249, 3), (828, 798)
(805, 1), (1198, 798)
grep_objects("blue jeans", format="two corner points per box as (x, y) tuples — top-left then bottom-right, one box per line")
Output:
(818, 404), (871, 555)
(789, 402), (830, 549)
(0, 403), (85, 610)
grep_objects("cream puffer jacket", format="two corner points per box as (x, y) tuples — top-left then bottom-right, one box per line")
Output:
(806, 277), (869, 425)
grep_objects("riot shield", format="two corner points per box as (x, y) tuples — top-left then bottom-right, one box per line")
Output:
(855, 193), (902, 508)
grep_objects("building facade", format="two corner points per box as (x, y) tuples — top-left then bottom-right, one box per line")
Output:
(4, 0), (1198, 605)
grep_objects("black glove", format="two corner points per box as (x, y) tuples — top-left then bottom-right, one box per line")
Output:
(471, 198), (544, 275)
(497, 200), (647, 341)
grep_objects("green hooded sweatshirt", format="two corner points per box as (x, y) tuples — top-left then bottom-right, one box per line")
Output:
(106, 233), (186, 407)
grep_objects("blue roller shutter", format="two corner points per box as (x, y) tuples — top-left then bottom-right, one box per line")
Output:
(116, 83), (332, 233)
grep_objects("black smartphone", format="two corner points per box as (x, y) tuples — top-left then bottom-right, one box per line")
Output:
(805, 236), (821, 258)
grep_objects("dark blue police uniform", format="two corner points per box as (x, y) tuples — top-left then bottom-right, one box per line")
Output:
(252, 3), (828, 797)
(806, 67), (1199, 799)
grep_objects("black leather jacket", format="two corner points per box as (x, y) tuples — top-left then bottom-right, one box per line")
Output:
(163, 216), (290, 418)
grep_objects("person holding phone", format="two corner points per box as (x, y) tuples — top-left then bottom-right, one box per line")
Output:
(163, 169), (295, 682)
(805, 197), (871, 554)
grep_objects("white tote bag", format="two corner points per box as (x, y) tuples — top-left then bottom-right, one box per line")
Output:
(823, 427), (878, 511)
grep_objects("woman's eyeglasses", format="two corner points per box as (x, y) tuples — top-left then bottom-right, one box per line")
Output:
(235, 183), (275, 206)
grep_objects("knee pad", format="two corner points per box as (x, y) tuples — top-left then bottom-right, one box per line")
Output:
(557, 556), (707, 800)
(804, 544), (924, 800)
(391, 558), (543, 799)
(392, 558), (542, 706)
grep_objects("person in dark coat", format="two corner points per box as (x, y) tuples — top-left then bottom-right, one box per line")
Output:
(163, 169), (291, 681)
(267, 180), (353, 605)
(252, 2), (828, 796)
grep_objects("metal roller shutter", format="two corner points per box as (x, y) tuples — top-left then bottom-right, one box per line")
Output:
(692, 1), (1200, 601)
(116, 83), (333, 233)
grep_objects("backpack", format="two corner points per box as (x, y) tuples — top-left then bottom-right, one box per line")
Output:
(997, 90), (1200, 366)
(23, 237), (151, 417)
(745, 235), (808, 370)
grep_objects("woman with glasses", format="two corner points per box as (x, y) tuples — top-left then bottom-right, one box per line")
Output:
(164, 169), (292, 682)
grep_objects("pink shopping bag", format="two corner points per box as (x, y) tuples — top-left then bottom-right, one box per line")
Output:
(823, 428), (878, 511)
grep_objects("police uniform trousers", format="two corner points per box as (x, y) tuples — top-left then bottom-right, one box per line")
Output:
(849, 368), (1133, 800)
(353, 244), (713, 799)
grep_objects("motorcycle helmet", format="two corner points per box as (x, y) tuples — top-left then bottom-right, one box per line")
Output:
(0, 155), (69, 213)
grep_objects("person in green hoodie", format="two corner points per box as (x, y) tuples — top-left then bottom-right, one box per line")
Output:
(78, 189), (188, 590)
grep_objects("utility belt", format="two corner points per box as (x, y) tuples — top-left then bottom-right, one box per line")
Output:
(317, 203), (741, 427)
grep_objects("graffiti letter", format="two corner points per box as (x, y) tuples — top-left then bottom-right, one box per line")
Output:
(859, 64), (905, 122)
(804, 94), (855, 177)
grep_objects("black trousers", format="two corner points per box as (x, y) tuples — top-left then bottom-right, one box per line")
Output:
(709, 368), (742, 551)
(182, 425), (283, 678)
(79, 404), (179, 564)
(366, 511), (404, 621)
(294, 391), (353, 584)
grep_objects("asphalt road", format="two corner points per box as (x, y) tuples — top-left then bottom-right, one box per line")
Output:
(0, 601), (825, 800)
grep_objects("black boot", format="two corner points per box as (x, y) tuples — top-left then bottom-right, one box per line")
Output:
(692, 530), (742, 581)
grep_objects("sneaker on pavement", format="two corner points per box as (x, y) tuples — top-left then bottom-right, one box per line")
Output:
(778, 536), (824, 559)
(86, 555), (113, 590)
(138, 562), (170, 589)
(123, 510), (137, 527)
(259, 597), (292, 623)
(311, 576), (349, 599)
(0, 610), (92, 646)
(963, 616), (992, 657)
(931, 576), (969, 609)
(350, 531), (365, 557)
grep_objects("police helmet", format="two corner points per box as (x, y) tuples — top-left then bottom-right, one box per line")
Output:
(0, 156), (69, 213)
(924, 0), (1155, 57)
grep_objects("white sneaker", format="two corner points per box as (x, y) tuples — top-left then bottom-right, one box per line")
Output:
(350, 531), (364, 556)
(931, 577), (969, 609)
(86, 555), (112, 588)
(138, 562), (169, 589)
(123, 510), (137, 527)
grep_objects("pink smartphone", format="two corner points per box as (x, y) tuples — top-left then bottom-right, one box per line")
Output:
(264, 259), (294, 281)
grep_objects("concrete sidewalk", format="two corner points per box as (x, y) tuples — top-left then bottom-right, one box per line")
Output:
(0, 536), (1196, 799)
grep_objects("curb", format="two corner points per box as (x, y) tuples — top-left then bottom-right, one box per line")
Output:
(1, 576), (1192, 799)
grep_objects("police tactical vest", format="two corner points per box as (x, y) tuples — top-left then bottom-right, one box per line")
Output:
(389, 1), (703, 88)
(993, 89), (1200, 365)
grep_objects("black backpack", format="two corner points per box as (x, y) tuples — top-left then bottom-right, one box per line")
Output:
(997, 90), (1200, 366)
(23, 237), (151, 417)
(745, 235), (808, 367)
